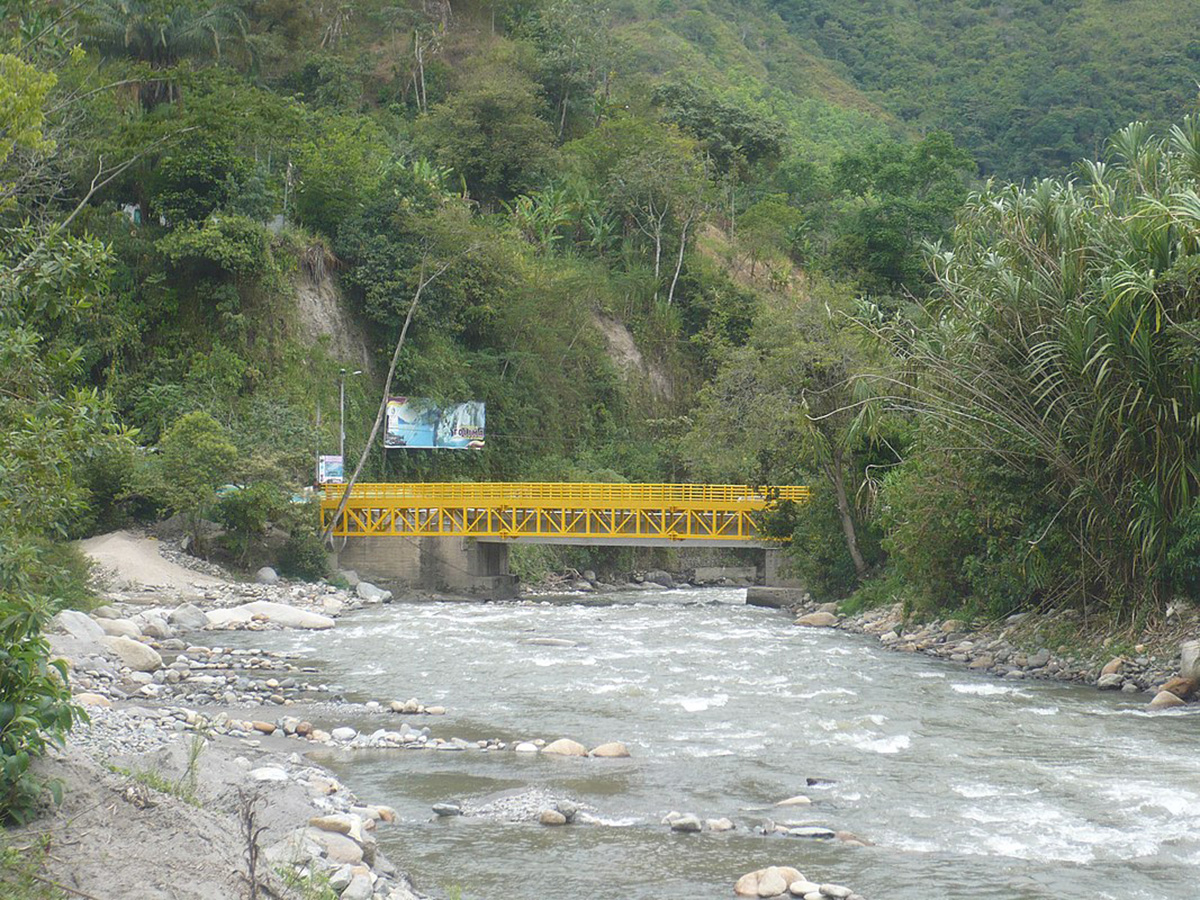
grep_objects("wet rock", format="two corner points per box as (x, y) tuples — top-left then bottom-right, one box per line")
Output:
(757, 868), (789, 897)
(538, 809), (568, 826)
(819, 886), (852, 899)
(1096, 673), (1123, 690)
(1149, 690), (1186, 709)
(669, 813), (702, 832)
(1160, 675), (1197, 699)
(589, 742), (630, 758)
(519, 637), (577, 647)
(646, 570), (675, 588)
(788, 826), (836, 839)
(425, 705), (446, 715)
(513, 741), (539, 753)
(555, 800), (579, 821)
(356, 581), (392, 603)
(789, 881), (820, 897)
(706, 817), (735, 831)
(794, 612), (837, 628)
(775, 794), (811, 807)
(735, 872), (761, 897)
(542, 738), (587, 757)
(331, 726), (357, 742)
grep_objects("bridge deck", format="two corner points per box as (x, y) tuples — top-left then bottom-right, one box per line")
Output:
(320, 482), (808, 546)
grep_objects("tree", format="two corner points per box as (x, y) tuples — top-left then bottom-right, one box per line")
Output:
(83, 0), (250, 107)
(152, 411), (238, 541)
(684, 281), (892, 585)
(414, 48), (555, 206)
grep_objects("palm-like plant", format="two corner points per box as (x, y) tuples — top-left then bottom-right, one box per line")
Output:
(867, 117), (1200, 613)
(84, 0), (249, 106)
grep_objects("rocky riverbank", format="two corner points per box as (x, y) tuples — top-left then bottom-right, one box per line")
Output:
(788, 597), (1200, 709)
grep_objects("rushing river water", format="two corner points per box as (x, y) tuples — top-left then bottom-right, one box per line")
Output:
(226, 587), (1200, 899)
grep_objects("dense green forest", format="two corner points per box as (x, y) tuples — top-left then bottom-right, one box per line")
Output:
(4, 0), (1200, 821)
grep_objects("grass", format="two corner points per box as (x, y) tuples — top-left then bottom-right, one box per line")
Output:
(106, 732), (208, 808)
(0, 836), (65, 900)
(277, 866), (338, 900)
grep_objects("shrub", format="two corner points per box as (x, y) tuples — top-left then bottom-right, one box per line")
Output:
(0, 590), (83, 824)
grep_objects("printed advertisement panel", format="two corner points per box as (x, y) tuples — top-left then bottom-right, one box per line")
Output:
(318, 455), (344, 484)
(384, 398), (485, 450)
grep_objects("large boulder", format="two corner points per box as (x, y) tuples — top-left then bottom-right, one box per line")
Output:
(541, 738), (587, 757)
(590, 742), (630, 758)
(356, 581), (393, 603)
(255, 566), (279, 585)
(645, 570), (675, 588)
(205, 601), (335, 630)
(97, 618), (141, 638)
(1149, 690), (1186, 710)
(168, 603), (209, 630)
(101, 636), (162, 672)
(1181, 640), (1200, 681)
(52, 610), (105, 643)
(1159, 676), (1197, 701)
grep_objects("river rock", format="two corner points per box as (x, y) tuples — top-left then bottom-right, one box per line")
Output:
(101, 635), (162, 672)
(757, 868), (789, 897)
(1096, 673), (1123, 690)
(168, 603), (209, 630)
(331, 727), (357, 742)
(251, 721), (276, 735)
(789, 881), (820, 896)
(706, 817), (735, 831)
(341, 874), (373, 900)
(309, 815), (353, 835)
(432, 803), (462, 817)
(250, 766), (289, 782)
(53, 610), (105, 642)
(328, 865), (354, 892)
(795, 612), (837, 628)
(255, 566), (279, 585)
(74, 692), (111, 707)
(139, 616), (171, 639)
(205, 601), (335, 630)
(356, 581), (392, 603)
(590, 742), (630, 758)
(819, 886), (852, 899)
(539, 809), (568, 826)
(1181, 640), (1200, 680)
(306, 829), (362, 865)
(775, 794), (811, 807)
(514, 741), (539, 753)
(1159, 676), (1197, 700)
(1149, 690), (1186, 709)
(646, 569), (675, 588)
(542, 738), (587, 757)
(97, 618), (142, 638)
(669, 813), (702, 832)
(789, 826), (836, 839)
(1100, 656), (1125, 676)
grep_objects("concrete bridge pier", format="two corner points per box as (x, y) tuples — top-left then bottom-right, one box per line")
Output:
(335, 536), (518, 600)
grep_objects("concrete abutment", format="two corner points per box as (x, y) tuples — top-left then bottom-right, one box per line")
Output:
(336, 536), (518, 600)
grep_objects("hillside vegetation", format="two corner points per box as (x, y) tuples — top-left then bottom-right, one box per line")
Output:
(4, 0), (1200, 823)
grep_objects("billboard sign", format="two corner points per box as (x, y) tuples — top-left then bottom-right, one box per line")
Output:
(318, 455), (344, 484)
(384, 397), (485, 450)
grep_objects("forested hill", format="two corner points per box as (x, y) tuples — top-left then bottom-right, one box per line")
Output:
(766, 0), (1200, 178)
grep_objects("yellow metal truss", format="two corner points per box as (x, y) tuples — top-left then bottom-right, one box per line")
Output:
(320, 483), (809, 544)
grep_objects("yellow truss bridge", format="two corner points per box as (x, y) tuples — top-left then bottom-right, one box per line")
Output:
(320, 482), (810, 547)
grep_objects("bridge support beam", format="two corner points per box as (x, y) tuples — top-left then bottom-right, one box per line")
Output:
(763, 549), (805, 589)
(335, 536), (518, 600)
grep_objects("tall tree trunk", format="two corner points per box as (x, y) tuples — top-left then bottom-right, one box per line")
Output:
(827, 448), (867, 576)
(321, 258), (451, 543)
(558, 87), (569, 138)
(666, 215), (691, 306)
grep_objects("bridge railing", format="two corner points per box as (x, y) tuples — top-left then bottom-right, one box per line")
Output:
(320, 482), (811, 507)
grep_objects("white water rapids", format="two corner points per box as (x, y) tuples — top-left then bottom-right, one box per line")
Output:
(222, 587), (1200, 899)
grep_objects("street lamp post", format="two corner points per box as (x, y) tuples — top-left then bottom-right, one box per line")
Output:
(338, 368), (363, 464)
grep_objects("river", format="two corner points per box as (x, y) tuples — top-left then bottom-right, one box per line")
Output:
(221, 586), (1200, 899)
